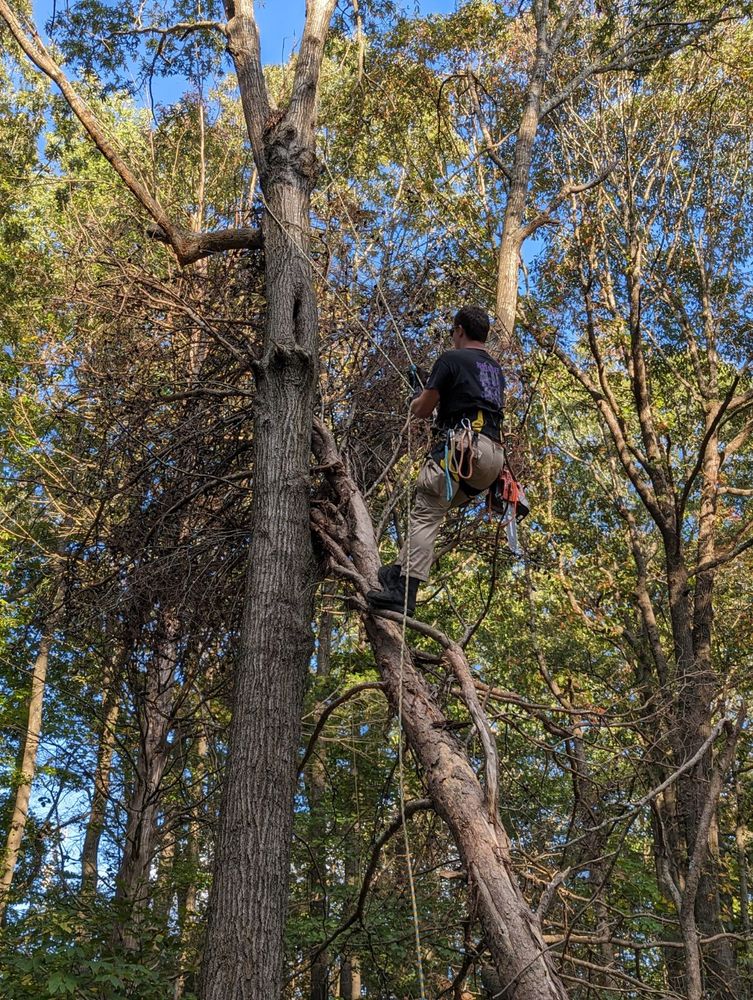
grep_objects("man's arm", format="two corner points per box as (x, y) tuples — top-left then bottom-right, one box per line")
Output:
(410, 388), (440, 419)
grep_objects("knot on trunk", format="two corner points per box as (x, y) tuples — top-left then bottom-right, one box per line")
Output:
(264, 119), (321, 190)
(251, 344), (315, 384)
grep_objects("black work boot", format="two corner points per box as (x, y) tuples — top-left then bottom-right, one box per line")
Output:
(367, 573), (420, 616)
(378, 562), (401, 588)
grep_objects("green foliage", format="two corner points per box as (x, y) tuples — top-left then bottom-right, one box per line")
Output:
(0, 4), (751, 998)
(0, 901), (193, 1000)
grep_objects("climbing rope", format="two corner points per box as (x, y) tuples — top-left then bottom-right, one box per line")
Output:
(396, 412), (427, 999)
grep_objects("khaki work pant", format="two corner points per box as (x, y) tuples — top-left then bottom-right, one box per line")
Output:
(398, 434), (505, 581)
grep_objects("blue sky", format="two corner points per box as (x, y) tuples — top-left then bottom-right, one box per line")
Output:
(255, 1), (458, 64)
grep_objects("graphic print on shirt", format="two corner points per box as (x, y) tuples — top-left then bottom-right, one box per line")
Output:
(476, 360), (503, 408)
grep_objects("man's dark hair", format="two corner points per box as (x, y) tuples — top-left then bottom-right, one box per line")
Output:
(454, 305), (490, 342)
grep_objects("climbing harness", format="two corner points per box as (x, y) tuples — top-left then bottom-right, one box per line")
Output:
(488, 463), (529, 556)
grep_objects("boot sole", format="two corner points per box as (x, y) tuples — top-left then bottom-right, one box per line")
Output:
(366, 596), (415, 615)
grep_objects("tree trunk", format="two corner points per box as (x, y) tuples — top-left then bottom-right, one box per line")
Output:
(736, 777), (751, 990)
(0, 562), (63, 923)
(81, 678), (120, 893)
(199, 179), (320, 1000)
(198, 4), (336, 997)
(308, 594), (334, 1000)
(566, 729), (618, 994)
(314, 422), (569, 1000)
(494, 13), (549, 345)
(367, 620), (567, 999)
(115, 612), (179, 933)
(340, 954), (361, 1000)
(0, 633), (52, 922)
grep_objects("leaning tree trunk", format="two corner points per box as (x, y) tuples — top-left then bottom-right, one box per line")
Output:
(313, 421), (569, 1000)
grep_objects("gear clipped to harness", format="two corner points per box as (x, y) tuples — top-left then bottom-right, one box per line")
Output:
(488, 465), (529, 556)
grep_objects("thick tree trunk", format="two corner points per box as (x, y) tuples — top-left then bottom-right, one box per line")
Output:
(199, 175), (319, 1000)
(339, 954), (361, 1000)
(198, 4), (335, 997)
(662, 419), (739, 996)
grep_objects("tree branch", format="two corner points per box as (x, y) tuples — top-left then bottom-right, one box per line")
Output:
(679, 375), (740, 517)
(111, 19), (226, 38)
(681, 708), (743, 917)
(298, 682), (385, 776)
(519, 161), (617, 242)
(0, 0), (212, 267)
(465, 71), (512, 183)
(145, 223), (263, 264)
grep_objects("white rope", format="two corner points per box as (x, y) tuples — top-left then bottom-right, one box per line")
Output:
(397, 412), (427, 1000)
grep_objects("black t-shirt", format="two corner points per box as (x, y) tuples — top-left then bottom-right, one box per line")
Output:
(426, 348), (505, 441)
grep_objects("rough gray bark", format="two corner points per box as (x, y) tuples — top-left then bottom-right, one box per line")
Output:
(198, 3), (337, 998)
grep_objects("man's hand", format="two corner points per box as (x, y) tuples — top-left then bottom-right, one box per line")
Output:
(409, 388), (440, 420)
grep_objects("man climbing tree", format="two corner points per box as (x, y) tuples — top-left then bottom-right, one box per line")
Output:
(368, 305), (506, 615)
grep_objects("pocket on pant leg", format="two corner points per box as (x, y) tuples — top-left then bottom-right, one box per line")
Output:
(417, 459), (449, 500)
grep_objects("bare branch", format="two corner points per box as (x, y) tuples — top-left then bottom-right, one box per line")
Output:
(537, 867), (572, 919)
(298, 682), (385, 776)
(465, 71), (512, 183)
(110, 19), (226, 38)
(145, 223), (263, 264)
(691, 533), (753, 578)
(540, 9), (730, 120)
(519, 160), (617, 242)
